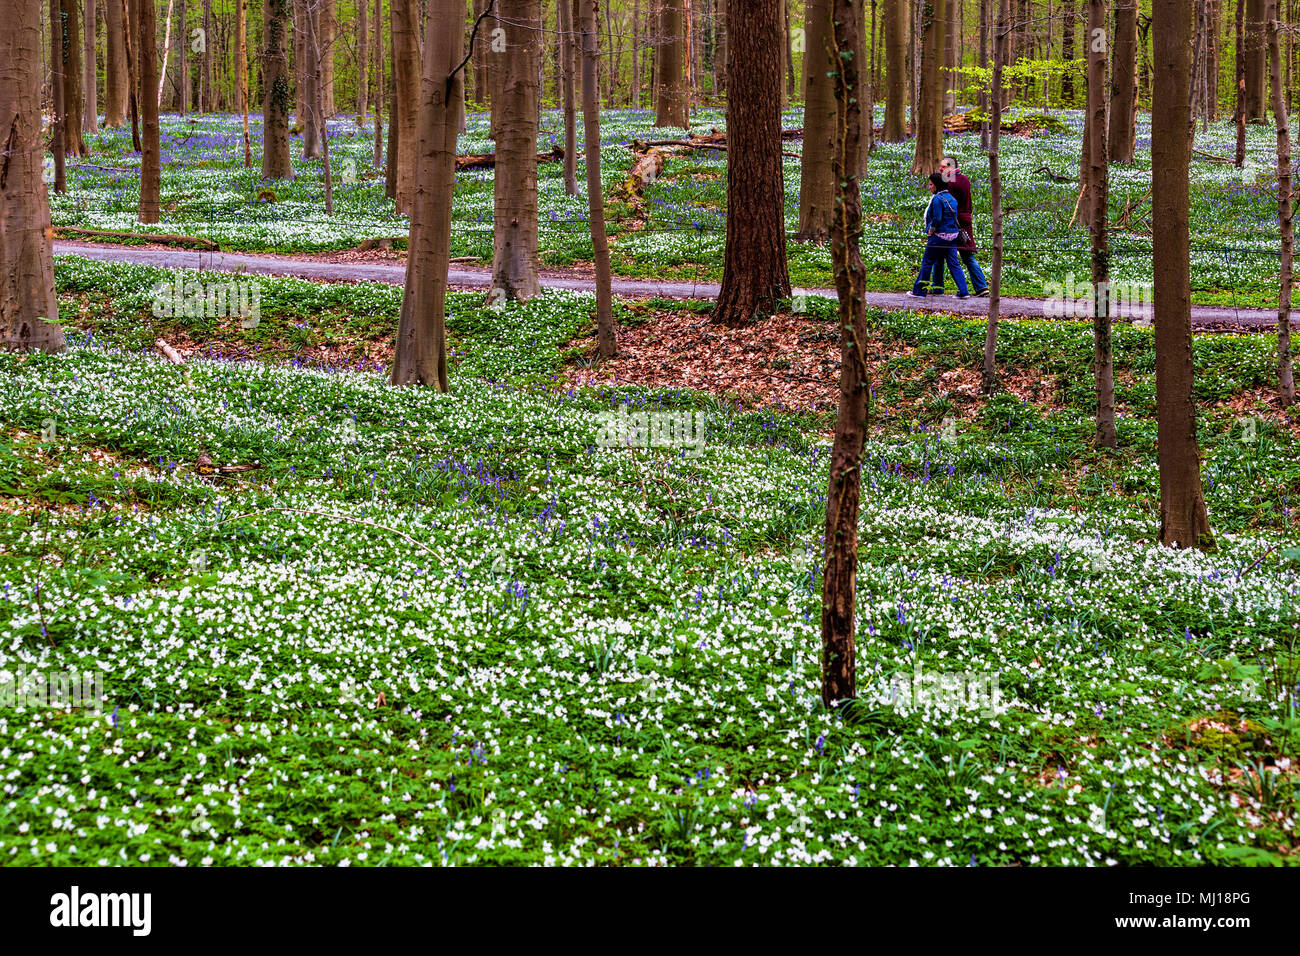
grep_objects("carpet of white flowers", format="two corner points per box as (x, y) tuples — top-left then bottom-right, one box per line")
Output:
(48, 107), (1286, 301)
(2, 274), (1298, 866)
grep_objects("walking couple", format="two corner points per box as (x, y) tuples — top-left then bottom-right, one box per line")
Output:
(906, 156), (989, 299)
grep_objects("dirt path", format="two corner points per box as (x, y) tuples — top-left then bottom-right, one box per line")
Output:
(53, 240), (1299, 331)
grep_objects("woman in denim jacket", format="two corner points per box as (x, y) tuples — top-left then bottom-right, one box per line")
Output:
(907, 173), (970, 299)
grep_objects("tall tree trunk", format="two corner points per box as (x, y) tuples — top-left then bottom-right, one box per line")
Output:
(491, 0), (542, 301)
(1152, 0), (1214, 550)
(392, 0), (421, 213)
(61, 0), (86, 157)
(1268, 0), (1297, 405)
(392, 0), (462, 390)
(261, 0), (294, 179)
(910, 0), (946, 174)
(300, 0), (322, 158)
(797, 0), (836, 238)
(883, 0), (907, 140)
(357, 0), (368, 117)
(1109, 0), (1137, 162)
(656, 0), (687, 126)
(1088, 0), (1116, 447)
(202, 0), (212, 110)
(1246, 0), (1267, 119)
(944, 0), (958, 112)
(822, 0), (866, 708)
(1236, 0), (1248, 164)
(581, 0), (616, 356)
(238, 0), (250, 166)
(633, 0), (641, 105)
(178, 0), (188, 114)
(1, 0), (64, 353)
(50, 0), (68, 193)
(123, 0), (140, 150)
(560, 0), (578, 195)
(105, 0), (129, 126)
(1206, 0), (1219, 119)
(134, 0), (161, 221)
(1060, 0), (1074, 103)
(321, 0), (335, 116)
(716, 0), (726, 93)
(294, 0), (306, 120)
(374, 0), (383, 166)
(84, 0), (99, 134)
(984, 0), (1008, 393)
(712, 0), (791, 325)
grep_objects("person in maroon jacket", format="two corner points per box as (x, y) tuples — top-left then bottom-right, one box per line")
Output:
(933, 156), (989, 297)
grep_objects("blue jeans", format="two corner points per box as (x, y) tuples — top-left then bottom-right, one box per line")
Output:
(930, 249), (988, 293)
(913, 236), (969, 296)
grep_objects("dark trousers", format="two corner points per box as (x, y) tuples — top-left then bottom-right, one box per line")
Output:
(913, 235), (969, 296)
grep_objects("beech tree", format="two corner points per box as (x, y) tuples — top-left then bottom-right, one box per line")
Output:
(1152, 0), (1214, 550)
(61, 0), (86, 157)
(910, 0), (946, 175)
(983, 0), (1011, 394)
(262, 0), (294, 179)
(84, 0), (98, 135)
(712, 0), (790, 325)
(655, 0), (687, 128)
(821, 0), (868, 707)
(135, 0), (162, 222)
(1244, 0), (1266, 120)
(105, 0), (129, 126)
(392, 0), (421, 213)
(1109, 0), (1137, 163)
(300, 0), (324, 159)
(797, 0), (835, 240)
(49, 0), (67, 194)
(559, 0), (579, 196)
(580, 0), (616, 357)
(490, 0), (542, 301)
(1, 0), (65, 353)
(1087, 0), (1115, 449)
(392, 0), (463, 390)
(882, 0), (908, 141)
(237, 0), (251, 166)
(1266, 0), (1295, 406)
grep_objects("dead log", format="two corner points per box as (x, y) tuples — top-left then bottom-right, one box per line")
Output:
(56, 227), (219, 250)
(456, 144), (566, 170)
(155, 339), (185, 364)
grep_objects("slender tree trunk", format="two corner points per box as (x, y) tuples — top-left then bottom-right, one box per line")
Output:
(798, 0), (836, 238)
(321, 0), (335, 116)
(984, 0), (1008, 393)
(374, 0), (383, 166)
(944, 0), (958, 112)
(656, 0), (687, 126)
(300, 0), (322, 158)
(61, 0), (86, 157)
(84, 0), (98, 134)
(1236, 0), (1248, 164)
(910, 0), (946, 174)
(238, 0), (250, 166)
(357, 0), (368, 117)
(393, 0), (462, 390)
(1088, 0), (1115, 447)
(50, 0), (67, 193)
(560, 0), (579, 194)
(822, 0), (866, 708)
(135, 0), (161, 221)
(1206, 0), (1219, 120)
(105, 0), (129, 126)
(261, 0), (294, 179)
(123, 0), (140, 150)
(1109, 0), (1137, 162)
(713, 0), (791, 325)
(491, 0), (542, 301)
(392, 0), (421, 213)
(1152, 0), (1214, 550)
(979, 0), (990, 148)
(883, 0), (907, 139)
(716, 0), (726, 92)
(633, 0), (641, 105)
(1268, 0), (1297, 405)
(580, 0), (616, 356)
(202, 0), (212, 110)
(1, 0), (65, 352)
(178, 0), (188, 114)
(1061, 0), (1074, 103)
(1246, 0), (1267, 119)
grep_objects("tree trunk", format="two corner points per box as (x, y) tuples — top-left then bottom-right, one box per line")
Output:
(237, 0), (250, 166)
(1, 0), (65, 352)
(1236, 0), (1248, 164)
(61, 0), (86, 157)
(392, 0), (462, 390)
(374, 0), (383, 166)
(1152, 0), (1215, 550)
(178, 0), (188, 114)
(300, 0), (322, 158)
(910, 0), (946, 174)
(1060, 0), (1074, 103)
(392, 0), (421, 213)
(134, 0), (161, 221)
(105, 0), (129, 125)
(944, 0), (958, 112)
(357, 0), (368, 117)
(821, 0), (866, 708)
(1109, 0), (1137, 162)
(50, 0), (67, 194)
(123, 0), (140, 150)
(1206, 0), (1219, 120)
(321, 0), (335, 116)
(656, 0), (687, 127)
(712, 0), (791, 325)
(560, 0), (579, 195)
(883, 0), (907, 140)
(84, 0), (98, 134)
(984, 0), (1009, 394)
(1088, 0), (1116, 447)
(491, 0), (542, 301)
(633, 0), (641, 105)
(581, 0), (616, 357)
(716, 0), (726, 93)
(1246, 0), (1267, 119)
(797, 0), (836, 238)
(202, 0), (212, 110)
(261, 0), (294, 179)
(1268, 0), (1297, 405)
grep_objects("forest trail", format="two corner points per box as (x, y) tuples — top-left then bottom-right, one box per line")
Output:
(54, 241), (1300, 332)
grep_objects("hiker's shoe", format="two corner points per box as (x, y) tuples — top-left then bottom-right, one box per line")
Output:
(956, 293), (971, 300)
(905, 291), (926, 298)
(974, 288), (990, 298)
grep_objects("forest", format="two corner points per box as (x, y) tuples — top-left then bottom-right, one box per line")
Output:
(0, 0), (1297, 874)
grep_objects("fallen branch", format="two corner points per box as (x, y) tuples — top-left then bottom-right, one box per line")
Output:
(456, 144), (567, 170)
(155, 339), (185, 364)
(1192, 147), (1236, 164)
(1031, 164), (1075, 183)
(55, 227), (219, 250)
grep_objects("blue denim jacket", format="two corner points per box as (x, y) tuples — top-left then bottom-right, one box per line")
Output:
(924, 190), (961, 237)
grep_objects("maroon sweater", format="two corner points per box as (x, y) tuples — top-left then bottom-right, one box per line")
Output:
(945, 171), (977, 253)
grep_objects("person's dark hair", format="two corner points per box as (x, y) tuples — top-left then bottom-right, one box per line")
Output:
(928, 172), (949, 193)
